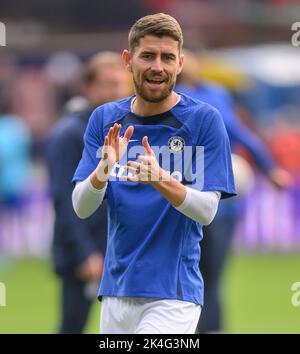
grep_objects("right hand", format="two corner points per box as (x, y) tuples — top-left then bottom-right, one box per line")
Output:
(101, 123), (134, 174)
(92, 123), (134, 187)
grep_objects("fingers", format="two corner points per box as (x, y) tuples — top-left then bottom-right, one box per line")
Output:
(137, 154), (151, 164)
(107, 124), (116, 145)
(106, 123), (122, 145)
(105, 124), (134, 145)
(104, 136), (108, 146)
(114, 125), (121, 160)
(142, 136), (152, 155)
(127, 160), (140, 168)
(111, 123), (120, 142)
(124, 160), (141, 175)
(120, 175), (139, 183)
(114, 123), (121, 140)
(124, 125), (134, 142)
(126, 159), (150, 173)
(124, 164), (140, 175)
(103, 136), (109, 160)
(123, 160), (151, 182)
(123, 167), (138, 175)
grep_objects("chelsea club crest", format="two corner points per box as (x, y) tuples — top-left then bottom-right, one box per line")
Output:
(168, 136), (185, 153)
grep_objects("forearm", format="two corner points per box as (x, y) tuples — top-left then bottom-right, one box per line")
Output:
(153, 173), (220, 225)
(72, 177), (107, 219)
(175, 188), (221, 225)
(153, 172), (187, 207)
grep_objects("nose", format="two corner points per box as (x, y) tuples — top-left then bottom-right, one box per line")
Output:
(150, 58), (163, 72)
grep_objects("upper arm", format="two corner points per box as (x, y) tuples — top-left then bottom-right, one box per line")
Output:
(72, 108), (104, 184)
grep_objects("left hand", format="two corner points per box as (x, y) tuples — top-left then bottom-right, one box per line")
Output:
(121, 136), (169, 185)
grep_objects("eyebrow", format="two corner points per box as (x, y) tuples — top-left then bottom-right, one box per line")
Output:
(140, 51), (155, 55)
(140, 51), (176, 58)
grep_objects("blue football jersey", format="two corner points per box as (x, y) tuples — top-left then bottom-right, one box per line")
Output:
(72, 93), (236, 305)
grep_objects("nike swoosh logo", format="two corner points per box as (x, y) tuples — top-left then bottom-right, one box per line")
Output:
(128, 139), (139, 142)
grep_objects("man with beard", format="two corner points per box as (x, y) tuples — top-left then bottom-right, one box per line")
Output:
(72, 13), (236, 334)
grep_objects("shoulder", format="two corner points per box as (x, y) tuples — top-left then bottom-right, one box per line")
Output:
(90, 96), (132, 128)
(173, 93), (225, 144)
(174, 93), (222, 125)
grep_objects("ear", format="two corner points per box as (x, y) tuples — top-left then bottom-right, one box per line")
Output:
(177, 53), (184, 75)
(122, 50), (132, 72)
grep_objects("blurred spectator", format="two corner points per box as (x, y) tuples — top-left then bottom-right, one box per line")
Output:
(0, 86), (31, 256)
(176, 48), (293, 333)
(45, 51), (130, 334)
(44, 51), (83, 115)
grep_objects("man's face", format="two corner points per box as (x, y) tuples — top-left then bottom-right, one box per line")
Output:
(89, 66), (130, 106)
(124, 35), (184, 103)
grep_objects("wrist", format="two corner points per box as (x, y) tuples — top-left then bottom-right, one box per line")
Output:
(90, 171), (107, 190)
(152, 168), (171, 188)
(90, 160), (111, 190)
(153, 171), (187, 207)
(96, 160), (113, 180)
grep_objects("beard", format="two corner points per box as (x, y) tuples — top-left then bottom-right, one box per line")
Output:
(133, 73), (175, 103)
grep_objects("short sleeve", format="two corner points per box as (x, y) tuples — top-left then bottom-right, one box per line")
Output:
(72, 108), (103, 184)
(199, 108), (236, 199)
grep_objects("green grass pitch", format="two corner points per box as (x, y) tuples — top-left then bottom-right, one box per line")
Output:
(0, 252), (300, 333)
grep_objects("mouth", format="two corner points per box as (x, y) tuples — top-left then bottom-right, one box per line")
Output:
(144, 78), (166, 88)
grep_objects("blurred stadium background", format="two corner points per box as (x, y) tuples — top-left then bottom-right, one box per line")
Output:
(0, 0), (300, 333)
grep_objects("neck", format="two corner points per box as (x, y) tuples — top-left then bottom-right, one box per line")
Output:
(132, 91), (180, 116)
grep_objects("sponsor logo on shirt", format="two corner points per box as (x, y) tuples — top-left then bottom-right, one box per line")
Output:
(104, 144), (204, 188)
